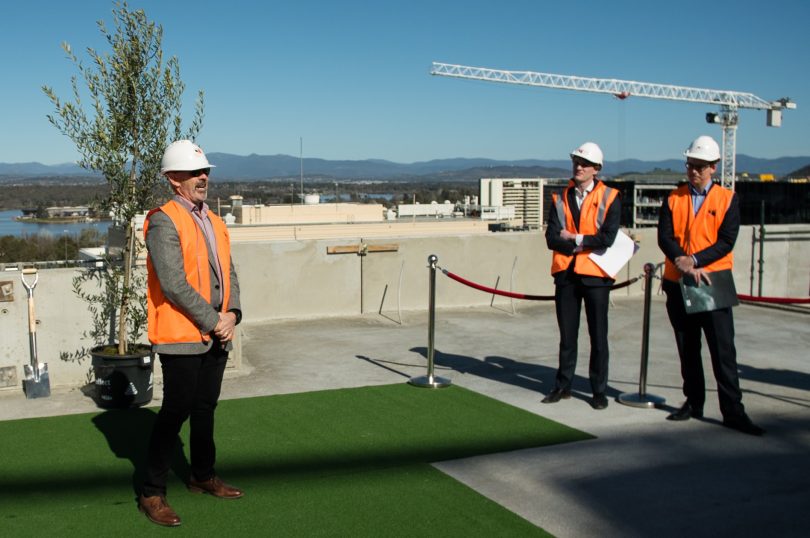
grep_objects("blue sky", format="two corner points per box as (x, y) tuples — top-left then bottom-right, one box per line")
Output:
(2, 0), (808, 166)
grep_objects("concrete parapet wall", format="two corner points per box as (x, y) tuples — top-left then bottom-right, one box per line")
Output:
(0, 268), (97, 392)
(1, 225), (808, 391)
(227, 219), (492, 242)
(734, 224), (810, 297)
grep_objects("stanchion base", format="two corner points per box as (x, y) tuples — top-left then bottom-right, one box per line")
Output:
(408, 375), (452, 388)
(617, 392), (666, 409)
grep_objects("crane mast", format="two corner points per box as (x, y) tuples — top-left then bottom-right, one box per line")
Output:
(431, 62), (796, 190)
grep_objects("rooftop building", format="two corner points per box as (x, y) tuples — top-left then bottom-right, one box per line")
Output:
(237, 201), (386, 226)
(480, 178), (556, 230)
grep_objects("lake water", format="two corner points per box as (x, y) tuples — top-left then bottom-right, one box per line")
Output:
(0, 209), (111, 238)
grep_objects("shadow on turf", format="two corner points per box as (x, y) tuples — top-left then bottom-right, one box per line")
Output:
(0, 384), (595, 498)
(91, 408), (191, 496)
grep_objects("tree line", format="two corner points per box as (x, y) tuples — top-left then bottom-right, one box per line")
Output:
(0, 180), (480, 263)
(0, 228), (105, 263)
(0, 180), (480, 211)
(0, 183), (112, 211)
(218, 180), (479, 207)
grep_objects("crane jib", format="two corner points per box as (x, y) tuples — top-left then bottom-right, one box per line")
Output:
(430, 61), (796, 192)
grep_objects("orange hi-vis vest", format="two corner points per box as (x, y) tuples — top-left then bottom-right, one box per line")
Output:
(145, 200), (231, 345)
(550, 180), (619, 278)
(663, 183), (734, 282)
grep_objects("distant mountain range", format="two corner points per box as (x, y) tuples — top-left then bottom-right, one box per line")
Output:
(1, 153), (808, 181)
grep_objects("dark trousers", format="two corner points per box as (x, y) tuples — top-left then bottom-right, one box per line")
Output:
(142, 345), (228, 497)
(554, 276), (611, 395)
(663, 279), (745, 418)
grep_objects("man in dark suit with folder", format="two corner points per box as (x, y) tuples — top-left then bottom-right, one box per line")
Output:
(658, 135), (763, 436)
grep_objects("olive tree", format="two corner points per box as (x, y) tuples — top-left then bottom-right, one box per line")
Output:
(43, 1), (204, 355)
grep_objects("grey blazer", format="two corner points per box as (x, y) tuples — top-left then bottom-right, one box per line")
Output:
(145, 208), (241, 355)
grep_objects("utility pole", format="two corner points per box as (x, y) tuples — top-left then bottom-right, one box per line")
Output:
(299, 137), (304, 204)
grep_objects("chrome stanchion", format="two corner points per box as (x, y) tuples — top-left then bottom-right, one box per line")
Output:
(409, 254), (451, 388)
(618, 262), (665, 408)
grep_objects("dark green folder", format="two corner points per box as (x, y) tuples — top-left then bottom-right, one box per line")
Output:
(680, 269), (739, 313)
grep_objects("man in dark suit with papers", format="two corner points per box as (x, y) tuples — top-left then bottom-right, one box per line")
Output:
(544, 142), (620, 410)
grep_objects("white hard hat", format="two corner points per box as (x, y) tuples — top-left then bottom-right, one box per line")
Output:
(570, 142), (603, 166)
(160, 140), (216, 174)
(684, 135), (721, 162)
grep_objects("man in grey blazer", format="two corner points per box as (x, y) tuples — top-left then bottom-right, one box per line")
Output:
(138, 140), (243, 527)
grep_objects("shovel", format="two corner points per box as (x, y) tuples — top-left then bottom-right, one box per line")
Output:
(21, 268), (50, 399)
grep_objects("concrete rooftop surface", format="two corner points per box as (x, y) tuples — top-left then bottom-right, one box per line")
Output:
(2, 295), (809, 537)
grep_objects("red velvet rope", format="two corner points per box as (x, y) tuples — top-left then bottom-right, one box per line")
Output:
(439, 268), (640, 301)
(737, 294), (810, 305)
(440, 265), (808, 305)
(610, 277), (641, 291)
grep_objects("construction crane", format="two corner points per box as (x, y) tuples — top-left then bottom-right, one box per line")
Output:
(431, 62), (797, 190)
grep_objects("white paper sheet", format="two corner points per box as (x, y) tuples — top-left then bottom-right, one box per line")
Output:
(588, 230), (639, 278)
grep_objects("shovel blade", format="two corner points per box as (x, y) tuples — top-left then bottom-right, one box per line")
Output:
(23, 364), (51, 399)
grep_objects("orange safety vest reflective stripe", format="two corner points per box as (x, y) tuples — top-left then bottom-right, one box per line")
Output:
(663, 183), (734, 282)
(550, 180), (619, 278)
(145, 200), (232, 345)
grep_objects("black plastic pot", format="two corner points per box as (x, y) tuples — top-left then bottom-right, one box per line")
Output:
(90, 344), (154, 408)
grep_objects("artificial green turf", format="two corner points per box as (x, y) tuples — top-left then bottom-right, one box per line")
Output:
(0, 384), (591, 536)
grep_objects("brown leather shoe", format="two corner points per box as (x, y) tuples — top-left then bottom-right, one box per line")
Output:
(138, 494), (181, 527)
(188, 475), (244, 499)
